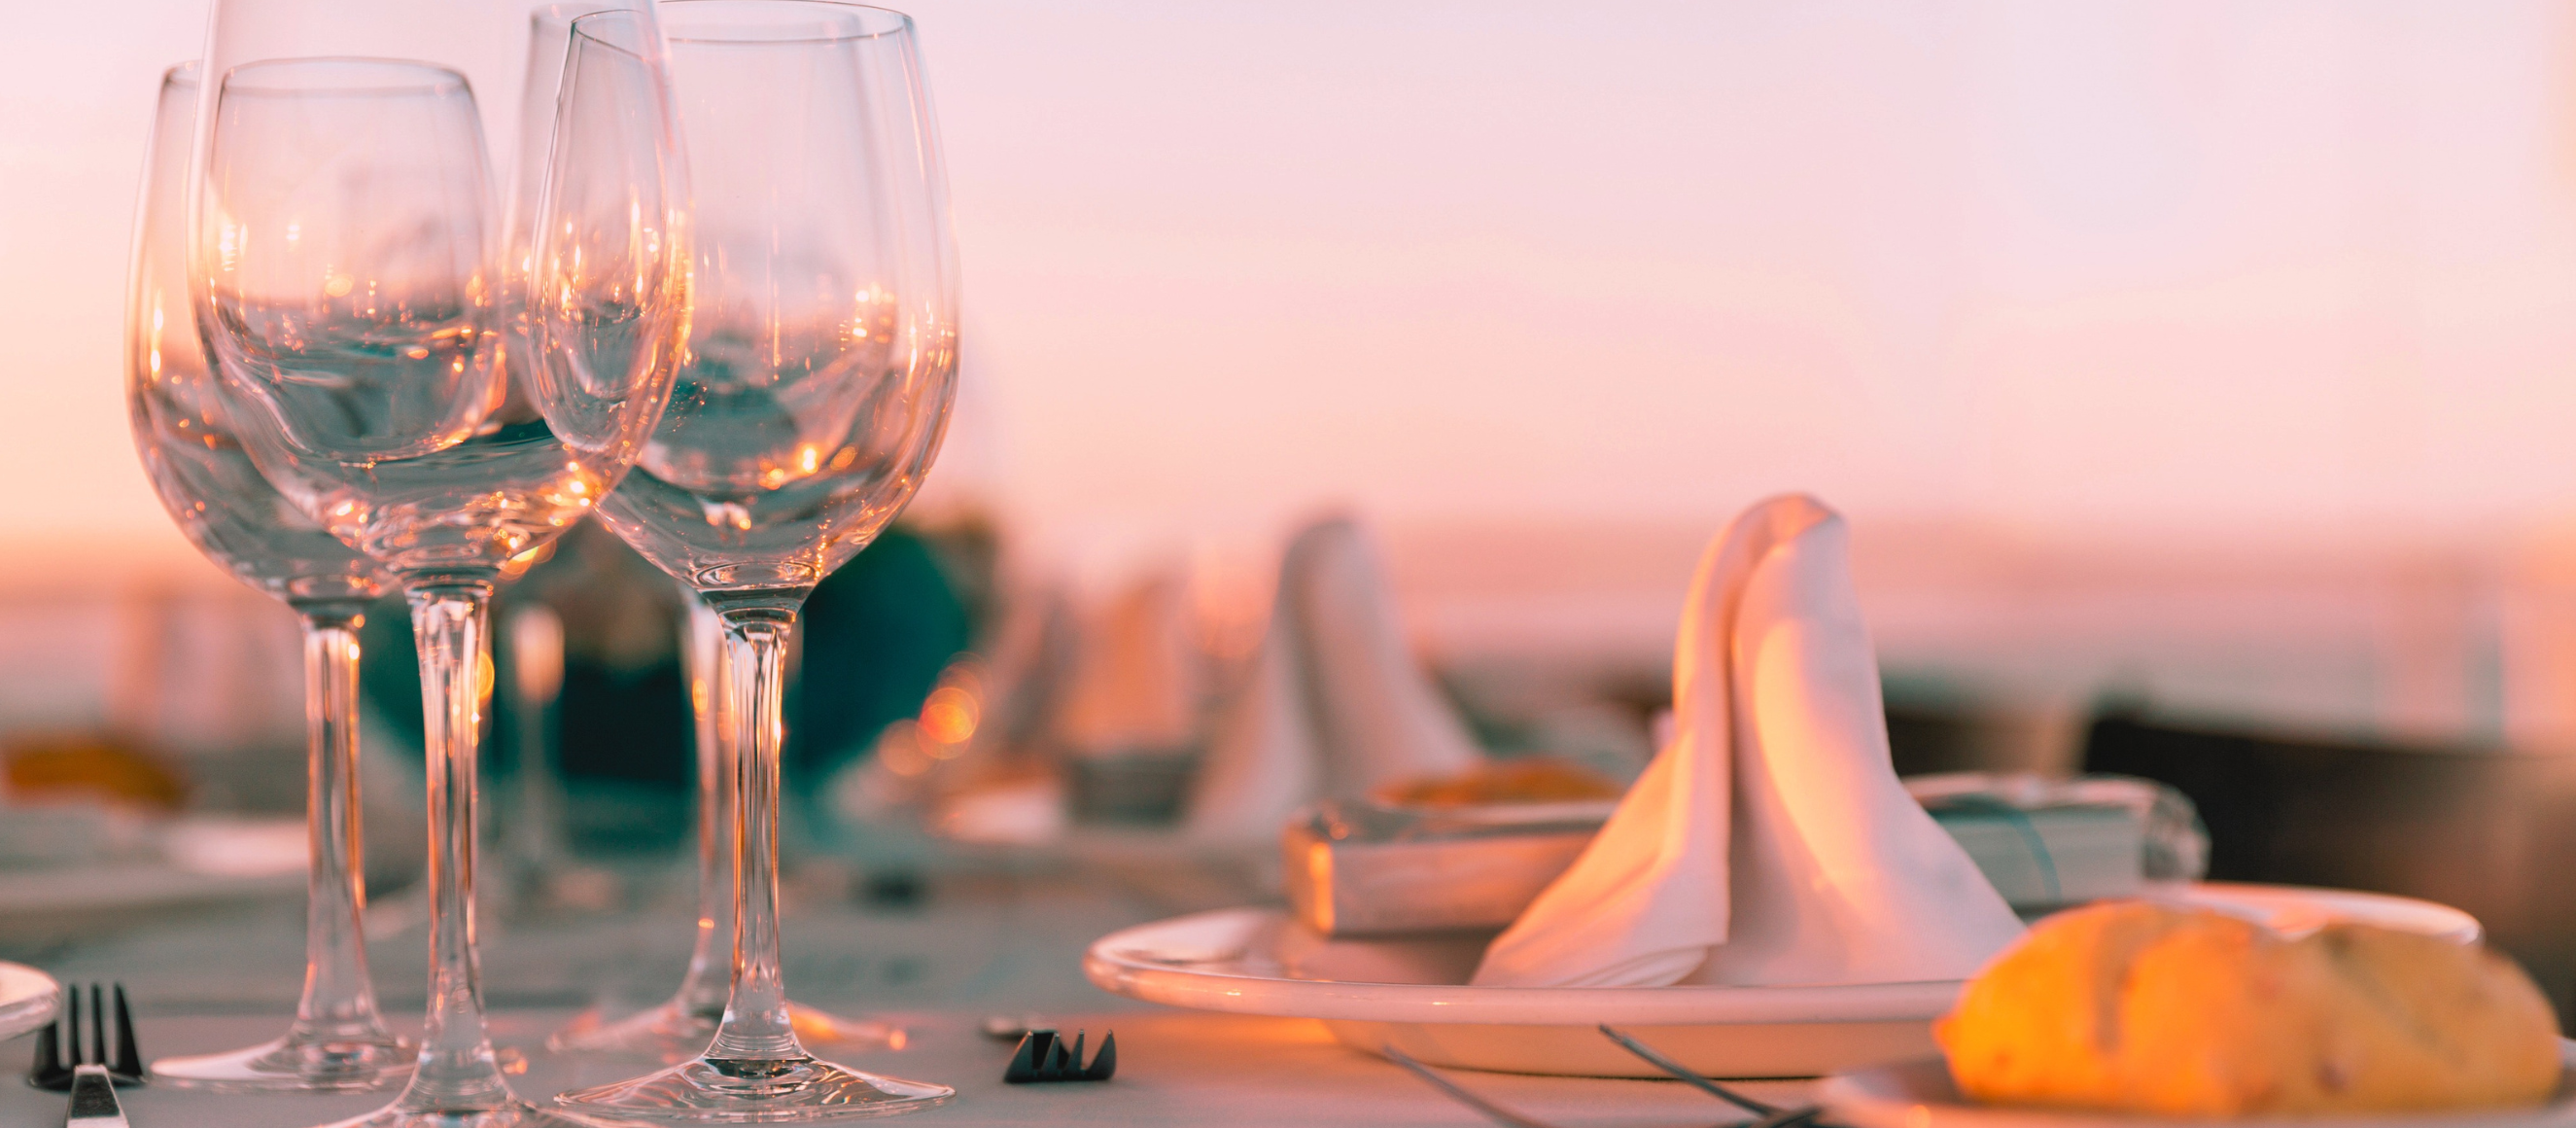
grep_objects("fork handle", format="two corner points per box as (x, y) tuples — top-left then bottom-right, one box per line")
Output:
(68, 1065), (129, 1127)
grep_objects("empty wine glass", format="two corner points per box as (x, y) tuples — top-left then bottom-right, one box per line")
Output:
(521, 3), (886, 1060)
(127, 60), (412, 1095)
(547, 2), (959, 1119)
(190, 5), (685, 1124)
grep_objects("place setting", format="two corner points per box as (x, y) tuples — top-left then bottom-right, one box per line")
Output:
(10, 4), (2576, 1128)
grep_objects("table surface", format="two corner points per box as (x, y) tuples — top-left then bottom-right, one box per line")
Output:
(0, 846), (1803, 1127)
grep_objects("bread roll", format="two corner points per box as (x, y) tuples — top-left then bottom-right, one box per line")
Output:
(1937, 901), (2561, 1116)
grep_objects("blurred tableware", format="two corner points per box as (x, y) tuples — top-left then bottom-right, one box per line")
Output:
(1060, 572), (1206, 825)
(191, 0), (683, 1120)
(1083, 883), (2483, 1078)
(0, 802), (149, 869)
(0, 815), (310, 944)
(1907, 771), (2211, 909)
(0, 864), (301, 945)
(1282, 799), (1609, 937)
(1473, 496), (2022, 990)
(0, 962), (60, 1043)
(28, 984), (143, 1091)
(1187, 517), (1485, 842)
(125, 60), (411, 1093)
(1818, 1042), (2576, 1128)
(548, 1), (958, 1119)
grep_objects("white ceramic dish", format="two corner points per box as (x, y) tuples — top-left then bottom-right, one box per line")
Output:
(0, 961), (60, 1042)
(1082, 883), (2486, 1078)
(0, 862), (304, 943)
(1822, 1041), (2576, 1128)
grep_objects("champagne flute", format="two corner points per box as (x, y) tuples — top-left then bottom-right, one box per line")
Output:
(191, 12), (685, 1127)
(549, 2), (959, 1118)
(127, 60), (413, 1095)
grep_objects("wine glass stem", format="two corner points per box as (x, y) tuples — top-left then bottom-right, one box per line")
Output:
(708, 604), (800, 1065)
(290, 610), (397, 1047)
(678, 597), (735, 1019)
(400, 582), (513, 1112)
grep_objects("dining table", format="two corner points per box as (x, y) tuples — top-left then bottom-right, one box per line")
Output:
(0, 845), (1799, 1127)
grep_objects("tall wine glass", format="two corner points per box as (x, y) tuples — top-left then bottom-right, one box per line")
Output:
(550, 2), (959, 1118)
(127, 61), (412, 1094)
(190, 13), (685, 1128)
(522, 4), (886, 1060)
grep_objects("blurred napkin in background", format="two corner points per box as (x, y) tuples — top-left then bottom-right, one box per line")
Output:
(1473, 495), (2022, 988)
(1186, 516), (1483, 843)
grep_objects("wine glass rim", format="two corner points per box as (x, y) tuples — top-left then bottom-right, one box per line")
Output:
(161, 60), (200, 88)
(221, 56), (472, 99)
(656, 0), (916, 46)
(530, 0), (636, 32)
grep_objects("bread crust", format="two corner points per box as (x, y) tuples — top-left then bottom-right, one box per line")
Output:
(1937, 901), (2561, 1116)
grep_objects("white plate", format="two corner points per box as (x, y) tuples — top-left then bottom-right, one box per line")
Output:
(0, 962), (59, 1042)
(2145, 881), (2481, 944)
(1082, 883), (2486, 1078)
(1821, 1042), (2576, 1128)
(0, 862), (304, 943)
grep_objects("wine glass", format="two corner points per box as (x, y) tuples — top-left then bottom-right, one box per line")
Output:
(548, 2), (959, 1118)
(519, 3), (887, 1059)
(126, 60), (413, 1094)
(190, 5), (685, 1125)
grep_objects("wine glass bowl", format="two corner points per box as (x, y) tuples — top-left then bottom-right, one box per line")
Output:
(199, 59), (499, 468)
(199, 57), (678, 581)
(594, 0), (957, 598)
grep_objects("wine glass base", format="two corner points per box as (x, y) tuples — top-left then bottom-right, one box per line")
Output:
(549, 1003), (897, 1064)
(553, 1055), (951, 1122)
(312, 1096), (593, 1128)
(153, 1033), (417, 1092)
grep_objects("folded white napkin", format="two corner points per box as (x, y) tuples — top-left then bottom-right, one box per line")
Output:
(1056, 572), (1203, 757)
(1186, 516), (1483, 842)
(1472, 495), (2021, 988)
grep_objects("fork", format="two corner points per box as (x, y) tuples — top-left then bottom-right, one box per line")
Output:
(1002, 1029), (1117, 1082)
(27, 983), (141, 1128)
(1382, 1025), (1835, 1128)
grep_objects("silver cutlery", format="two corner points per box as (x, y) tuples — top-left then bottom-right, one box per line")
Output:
(1382, 1025), (1833, 1128)
(27, 982), (141, 1128)
(1002, 1029), (1117, 1082)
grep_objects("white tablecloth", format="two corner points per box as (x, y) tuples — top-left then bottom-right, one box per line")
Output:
(0, 1009), (1811, 1127)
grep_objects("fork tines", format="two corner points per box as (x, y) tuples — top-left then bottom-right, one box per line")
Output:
(1002, 1028), (1116, 1082)
(27, 983), (143, 1092)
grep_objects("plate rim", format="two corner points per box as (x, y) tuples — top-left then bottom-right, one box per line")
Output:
(1084, 906), (1966, 1024)
(0, 960), (60, 1042)
(1083, 883), (2487, 1027)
